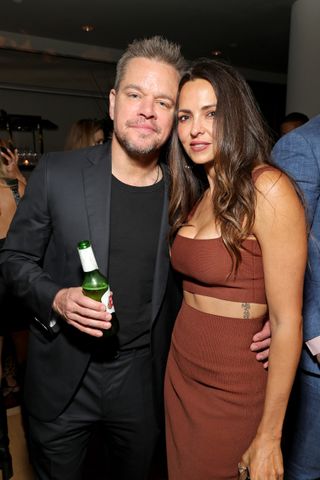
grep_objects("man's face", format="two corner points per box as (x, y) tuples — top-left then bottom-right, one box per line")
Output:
(109, 57), (180, 157)
(280, 120), (303, 137)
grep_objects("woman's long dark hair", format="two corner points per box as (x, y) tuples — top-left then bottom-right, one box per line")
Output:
(169, 58), (273, 272)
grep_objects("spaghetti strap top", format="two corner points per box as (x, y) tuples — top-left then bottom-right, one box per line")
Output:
(171, 165), (280, 304)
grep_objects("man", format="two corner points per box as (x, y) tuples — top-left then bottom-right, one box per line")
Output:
(273, 114), (320, 480)
(0, 37), (270, 480)
(279, 111), (309, 137)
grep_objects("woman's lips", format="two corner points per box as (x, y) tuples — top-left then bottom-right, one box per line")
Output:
(190, 142), (210, 152)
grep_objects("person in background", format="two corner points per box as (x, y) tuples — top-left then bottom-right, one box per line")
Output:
(0, 139), (27, 480)
(0, 38), (271, 480)
(64, 118), (105, 150)
(165, 59), (307, 479)
(279, 112), (309, 137)
(272, 114), (320, 480)
(0, 139), (28, 391)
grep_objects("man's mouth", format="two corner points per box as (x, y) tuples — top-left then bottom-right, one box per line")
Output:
(127, 121), (159, 134)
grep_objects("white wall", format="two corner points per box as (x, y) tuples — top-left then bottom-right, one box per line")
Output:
(0, 40), (116, 152)
(0, 88), (108, 152)
(286, 0), (320, 118)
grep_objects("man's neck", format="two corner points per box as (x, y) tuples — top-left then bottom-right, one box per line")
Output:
(111, 137), (162, 187)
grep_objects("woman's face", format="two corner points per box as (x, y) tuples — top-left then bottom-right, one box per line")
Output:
(177, 78), (217, 166)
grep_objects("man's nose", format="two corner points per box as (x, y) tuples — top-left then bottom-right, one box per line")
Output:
(139, 98), (156, 119)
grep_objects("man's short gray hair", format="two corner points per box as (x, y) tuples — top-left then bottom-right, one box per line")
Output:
(114, 36), (186, 89)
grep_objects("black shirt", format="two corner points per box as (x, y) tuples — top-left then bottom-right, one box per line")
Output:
(108, 175), (164, 349)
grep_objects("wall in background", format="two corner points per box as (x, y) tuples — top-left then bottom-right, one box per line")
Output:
(0, 48), (115, 152)
(0, 88), (108, 152)
(0, 47), (287, 155)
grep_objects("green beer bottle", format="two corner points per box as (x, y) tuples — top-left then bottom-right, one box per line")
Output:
(77, 240), (119, 337)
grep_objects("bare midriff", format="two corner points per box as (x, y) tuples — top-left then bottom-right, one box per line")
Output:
(184, 291), (267, 319)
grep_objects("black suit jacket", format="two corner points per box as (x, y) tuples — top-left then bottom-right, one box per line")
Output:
(0, 142), (181, 422)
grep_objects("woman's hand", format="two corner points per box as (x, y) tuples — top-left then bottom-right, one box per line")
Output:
(239, 434), (283, 480)
(0, 146), (26, 184)
(0, 146), (19, 177)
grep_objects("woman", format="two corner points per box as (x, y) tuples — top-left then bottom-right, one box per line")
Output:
(0, 139), (27, 480)
(0, 139), (28, 383)
(64, 118), (105, 150)
(165, 60), (307, 479)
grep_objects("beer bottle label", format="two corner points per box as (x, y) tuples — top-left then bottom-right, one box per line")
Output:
(101, 287), (115, 314)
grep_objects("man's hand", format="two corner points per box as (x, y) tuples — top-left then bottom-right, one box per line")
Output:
(250, 320), (271, 369)
(53, 287), (112, 337)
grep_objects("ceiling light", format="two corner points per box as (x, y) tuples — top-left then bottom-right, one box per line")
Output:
(81, 24), (94, 33)
(211, 50), (223, 57)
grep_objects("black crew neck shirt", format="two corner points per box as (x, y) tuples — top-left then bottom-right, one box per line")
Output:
(108, 175), (164, 349)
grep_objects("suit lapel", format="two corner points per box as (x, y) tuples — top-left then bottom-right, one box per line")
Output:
(151, 165), (170, 324)
(82, 142), (112, 277)
(83, 147), (170, 324)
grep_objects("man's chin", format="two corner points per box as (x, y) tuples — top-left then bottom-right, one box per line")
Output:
(127, 145), (159, 156)
(116, 135), (161, 157)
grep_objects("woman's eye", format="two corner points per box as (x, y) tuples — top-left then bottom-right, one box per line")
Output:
(208, 111), (216, 118)
(178, 115), (189, 122)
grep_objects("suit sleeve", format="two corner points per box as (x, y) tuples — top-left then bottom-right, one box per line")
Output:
(272, 131), (320, 343)
(0, 154), (62, 331)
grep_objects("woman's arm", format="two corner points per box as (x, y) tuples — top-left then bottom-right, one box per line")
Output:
(240, 169), (307, 479)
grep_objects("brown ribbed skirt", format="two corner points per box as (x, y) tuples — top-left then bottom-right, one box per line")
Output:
(164, 301), (268, 480)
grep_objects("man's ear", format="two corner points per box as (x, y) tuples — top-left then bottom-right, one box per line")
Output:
(109, 89), (116, 120)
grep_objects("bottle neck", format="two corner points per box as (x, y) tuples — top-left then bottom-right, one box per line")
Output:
(78, 246), (98, 272)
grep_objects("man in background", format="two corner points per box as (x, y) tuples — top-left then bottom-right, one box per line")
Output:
(273, 114), (320, 480)
(279, 111), (309, 137)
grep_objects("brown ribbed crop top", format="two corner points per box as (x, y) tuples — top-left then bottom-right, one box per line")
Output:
(171, 166), (278, 304)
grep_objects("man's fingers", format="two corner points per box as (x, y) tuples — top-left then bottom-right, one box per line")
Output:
(255, 347), (269, 361)
(68, 315), (113, 337)
(66, 310), (112, 330)
(76, 293), (106, 311)
(252, 320), (271, 342)
(53, 287), (112, 336)
(67, 319), (104, 337)
(250, 338), (271, 352)
(74, 304), (110, 320)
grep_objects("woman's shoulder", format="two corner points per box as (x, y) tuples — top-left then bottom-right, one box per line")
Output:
(252, 163), (290, 196)
(252, 164), (282, 183)
(253, 164), (302, 218)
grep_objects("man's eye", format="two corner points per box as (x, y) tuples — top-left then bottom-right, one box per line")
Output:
(128, 93), (139, 98)
(158, 101), (170, 109)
